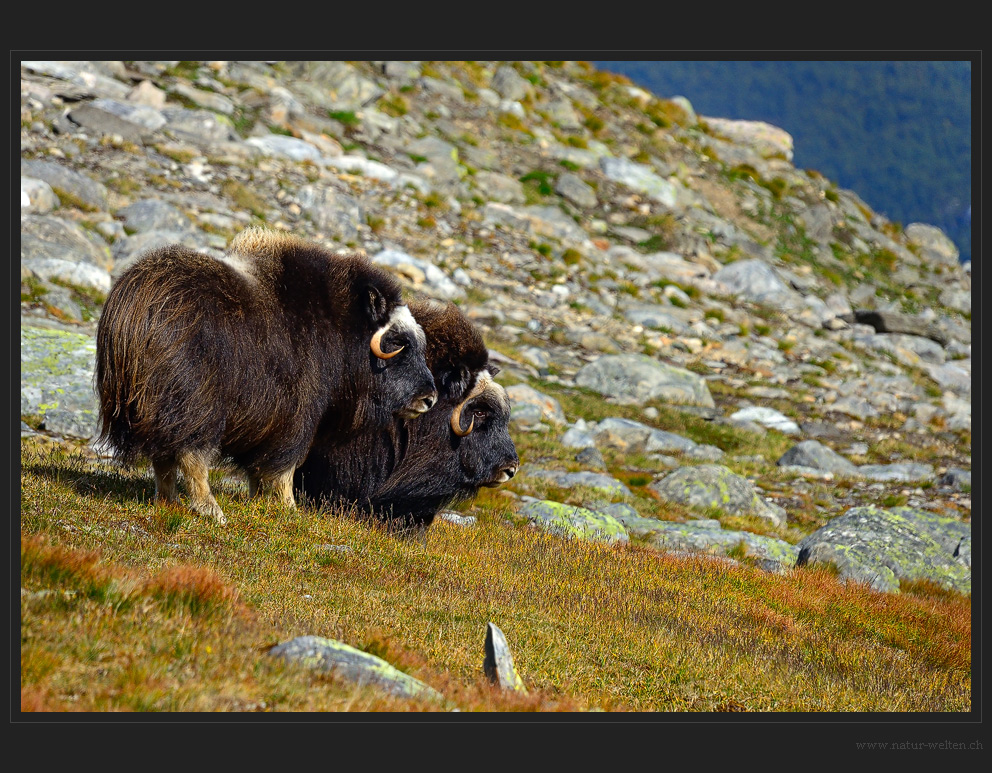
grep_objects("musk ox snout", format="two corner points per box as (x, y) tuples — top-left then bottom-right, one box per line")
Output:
(485, 461), (519, 488)
(399, 383), (439, 419)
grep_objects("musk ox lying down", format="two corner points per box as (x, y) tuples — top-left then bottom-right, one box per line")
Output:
(96, 227), (437, 524)
(294, 299), (519, 533)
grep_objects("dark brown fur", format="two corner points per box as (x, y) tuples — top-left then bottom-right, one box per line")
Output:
(96, 228), (435, 523)
(294, 300), (518, 533)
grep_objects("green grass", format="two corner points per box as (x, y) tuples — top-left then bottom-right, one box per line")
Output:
(19, 436), (970, 713)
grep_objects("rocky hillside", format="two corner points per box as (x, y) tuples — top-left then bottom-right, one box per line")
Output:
(20, 60), (971, 596)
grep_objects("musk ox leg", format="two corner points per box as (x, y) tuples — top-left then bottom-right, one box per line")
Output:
(152, 458), (179, 503)
(178, 450), (227, 525)
(270, 469), (297, 509)
(248, 469), (297, 509)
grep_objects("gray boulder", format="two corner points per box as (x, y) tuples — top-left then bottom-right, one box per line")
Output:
(904, 223), (960, 267)
(517, 499), (629, 544)
(796, 506), (971, 594)
(648, 464), (786, 527)
(21, 325), (98, 439)
(268, 635), (443, 702)
(160, 107), (236, 144)
(483, 623), (527, 692)
(728, 406), (800, 435)
(20, 177), (59, 214)
(555, 172), (597, 208)
(117, 199), (193, 234)
(856, 463), (935, 482)
(574, 354), (714, 408)
(490, 65), (532, 102)
(298, 185), (364, 242)
(525, 469), (632, 497)
(711, 259), (794, 302)
(21, 215), (113, 293)
(599, 157), (678, 207)
(504, 384), (566, 425)
(21, 159), (108, 211)
(777, 440), (859, 476)
(245, 135), (326, 163)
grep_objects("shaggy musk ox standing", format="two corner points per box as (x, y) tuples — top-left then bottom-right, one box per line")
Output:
(96, 227), (437, 524)
(294, 299), (519, 533)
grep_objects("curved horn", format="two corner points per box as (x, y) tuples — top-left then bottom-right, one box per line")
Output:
(450, 372), (491, 437)
(450, 402), (474, 437)
(370, 326), (404, 360)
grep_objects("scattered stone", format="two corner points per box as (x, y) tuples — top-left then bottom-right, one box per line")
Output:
(436, 511), (477, 527)
(268, 635), (443, 701)
(20, 176), (60, 214)
(701, 117), (794, 161)
(938, 468), (971, 489)
(371, 249), (464, 299)
(856, 463), (935, 482)
(20, 324), (99, 438)
(117, 199), (193, 234)
(648, 464), (786, 527)
(904, 222), (960, 267)
(574, 354), (715, 408)
(555, 172), (597, 208)
(504, 384), (566, 425)
(561, 419), (596, 449)
(483, 623), (527, 692)
(711, 259), (794, 303)
(575, 446), (607, 470)
(728, 406), (800, 435)
(777, 440), (859, 476)
(525, 469), (632, 497)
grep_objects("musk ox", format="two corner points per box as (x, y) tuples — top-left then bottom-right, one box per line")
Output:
(96, 227), (437, 524)
(294, 299), (519, 533)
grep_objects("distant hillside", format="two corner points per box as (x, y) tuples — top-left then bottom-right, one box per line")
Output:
(593, 60), (973, 263)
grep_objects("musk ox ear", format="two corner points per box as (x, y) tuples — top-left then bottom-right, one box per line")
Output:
(364, 284), (392, 329)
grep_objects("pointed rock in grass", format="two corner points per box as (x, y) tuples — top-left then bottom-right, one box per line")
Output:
(483, 623), (526, 692)
(268, 635), (443, 702)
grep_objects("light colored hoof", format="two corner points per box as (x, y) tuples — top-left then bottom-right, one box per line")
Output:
(192, 498), (227, 526)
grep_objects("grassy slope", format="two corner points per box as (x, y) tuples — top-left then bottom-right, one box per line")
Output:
(19, 437), (970, 713)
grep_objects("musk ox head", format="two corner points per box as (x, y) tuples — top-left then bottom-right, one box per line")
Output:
(365, 295), (436, 420)
(446, 367), (519, 488)
(365, 298), (520, 532)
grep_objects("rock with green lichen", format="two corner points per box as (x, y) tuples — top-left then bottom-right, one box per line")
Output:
(796, 505), (971, 594)
(268, 635), (444, 702)
(20, 324), (99, 438)
(648, 464), (786, 527)
(612, 510), (798, 569)
(518, 499), (629, 544)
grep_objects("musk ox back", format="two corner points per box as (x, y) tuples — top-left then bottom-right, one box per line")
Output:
(96, 227), (436, 524)
(294, 299), (518, 534)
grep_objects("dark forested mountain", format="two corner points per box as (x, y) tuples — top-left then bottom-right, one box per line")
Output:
(593, 60), (973, 263)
